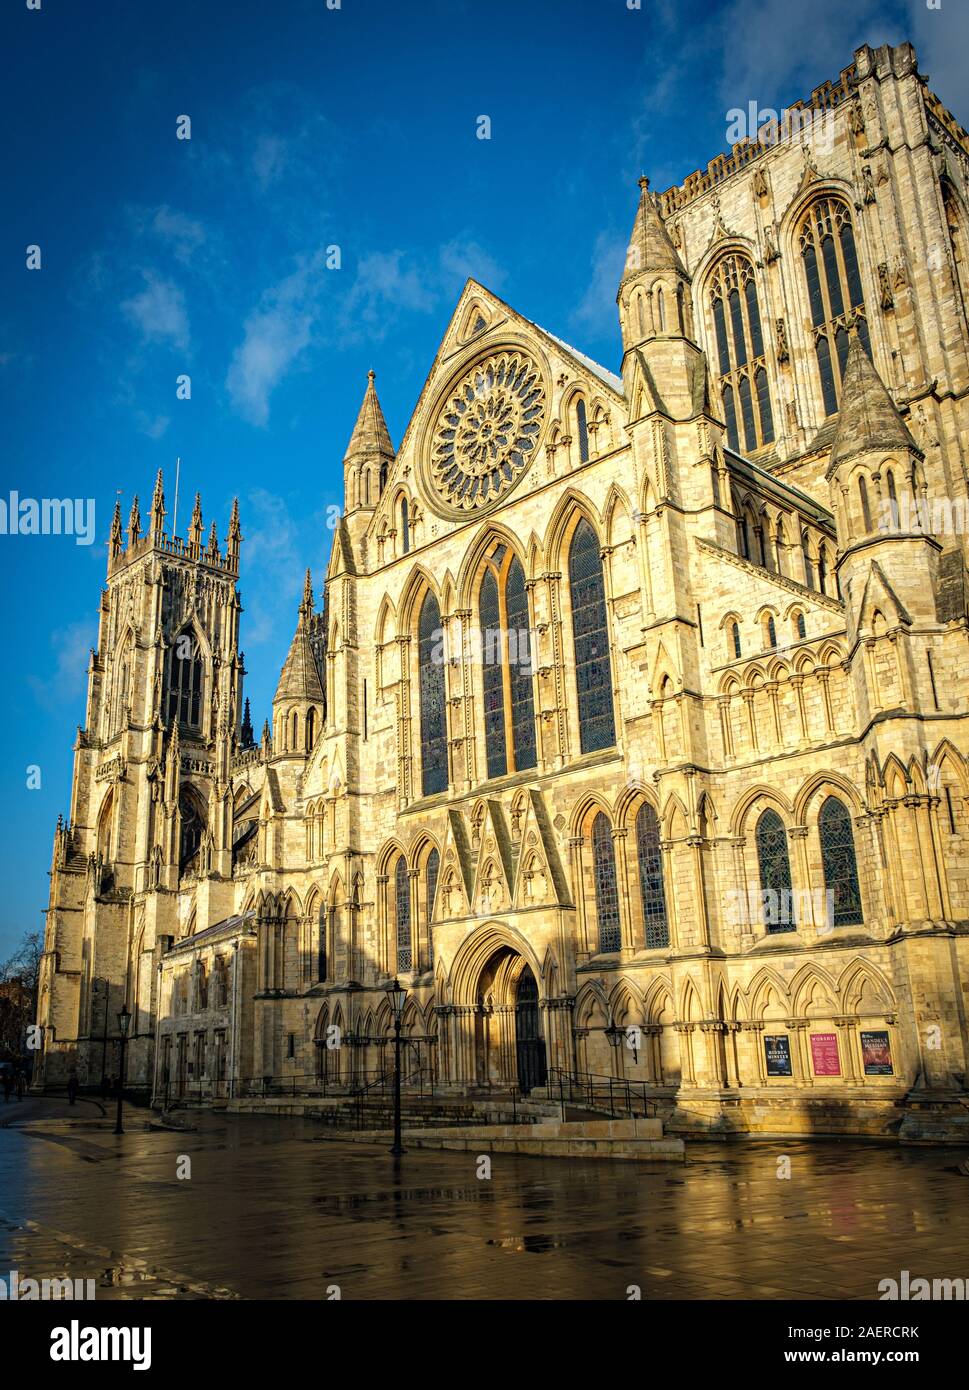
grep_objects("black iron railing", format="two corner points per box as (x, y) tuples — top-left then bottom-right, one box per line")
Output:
(547, 1067), (659, 1119)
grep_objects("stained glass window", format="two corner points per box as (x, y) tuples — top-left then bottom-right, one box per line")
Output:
(709, 254), (774, 452)
(401, 497), (410, 554)
(767, 615), (777, 648)
(426, 848), (439, 965)
(479, 548), (537, 779)
(395, 856), (411, 972)
(166, 629), (204, 729)
(419, 591), (448, 795)
(755, 809), (796, 933)
(799, 199), (868, 415)
(569, 519), (616, 753)
(819, 796), (863, 927)
(592, 813), (621, 952)
(636, 803), (669, 948)
(732, 622), (742, 658)
(576, 398), (590, 463)
(318, 905), (327, 982)
(796, 612), (806, 640)
(481, 568), (505, 778)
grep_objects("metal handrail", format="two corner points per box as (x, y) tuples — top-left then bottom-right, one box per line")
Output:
(547, 1066), (658, 1119)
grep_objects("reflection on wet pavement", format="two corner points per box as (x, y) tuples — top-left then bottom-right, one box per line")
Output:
(1, 1110), (967, 1300)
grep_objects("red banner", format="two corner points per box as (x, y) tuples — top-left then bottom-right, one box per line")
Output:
(810, 1031), (841, 1076)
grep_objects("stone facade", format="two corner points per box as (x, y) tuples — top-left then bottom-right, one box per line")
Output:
(35, 42), (969, 1137)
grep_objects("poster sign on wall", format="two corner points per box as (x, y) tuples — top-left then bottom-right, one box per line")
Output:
(810, 1031), (841, 1076)
(861, 1030), (893, 1075)
(764, 1034), (793, 1076)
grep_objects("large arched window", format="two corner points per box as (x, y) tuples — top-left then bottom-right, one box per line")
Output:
(479, 543), (537, 779)
(418, 591), (448, 796)
(395, 856), (411, 972)
(425, 848), (439, 966)
(165, 628), (204, 729)
(569, 519), (616, 753)
(755, 808), (795, 934)
(591, 812), (621, 953)
(636, 803), (669, 948)
(178, 790), (205, 874)
(708, 254), (774, 453)
(818, 796), (863, 927)
(798, 197), (869, 416)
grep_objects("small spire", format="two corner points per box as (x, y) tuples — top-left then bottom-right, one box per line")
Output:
(226, 496), (242, 564)
(621, 174), (686, 283)
(241, 697), (254, 747)
(109, 499), (123, 560)
(207, 519), (220, 554)
(829, 335), (921, 473)
(149, 469), (166, 536)
(127, 495), (141, 547)
(188, 492), (203, 551)
(302, 568), (314, 615)
(344, 369), (395, 463)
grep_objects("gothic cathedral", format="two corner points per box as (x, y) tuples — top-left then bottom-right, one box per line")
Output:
(35, 43), (969, 1138)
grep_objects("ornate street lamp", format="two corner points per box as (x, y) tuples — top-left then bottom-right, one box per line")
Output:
(388, 979), (407, 1157)
(114, 1004), (131, 1135)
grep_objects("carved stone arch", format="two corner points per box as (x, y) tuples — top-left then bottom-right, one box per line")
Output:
(838, 959), (895, 1015)
(748, 965), (792, 1021)
(642, 974), (675, 1025)
(456, 521), (529, 611)
(778, 178), (859, 262)
(766, 657), (791, 683)
(615, 781), (661, 831)
(650, 640), (680, 695)
(374, 594), (397, 647)
(603, 482), (634, 546)
(661, 791), (690, 840)
(719, 673), (742, 698)
(542, 488), (603, 571)
(692, 235), (759, 302)
(608, 978), (645, 1027)
(525, 532), (544, 582)
(396, 563), (443, 635)
(790, 962), (839, 1017)
(930, 738), (969, 796)
(568, 791), (614, 839)
(881, 753), (910, 802)
(574, 978), (610, 1029)
(446, 919), (545, 1006)
(377, 837), (408, 877)
(679, 975), (703, 1022)
(729, 784), (795, 837)
(794, 770), (865, 825)
(722, 980), (747, 1023)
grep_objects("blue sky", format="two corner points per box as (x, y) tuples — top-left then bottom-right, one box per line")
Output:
(1, 0), (965, 959)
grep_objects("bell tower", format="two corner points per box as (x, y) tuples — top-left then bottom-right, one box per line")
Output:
(35, 473), (246, 1093)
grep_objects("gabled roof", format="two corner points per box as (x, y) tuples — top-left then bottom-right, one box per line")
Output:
(274, 581), (325, 705)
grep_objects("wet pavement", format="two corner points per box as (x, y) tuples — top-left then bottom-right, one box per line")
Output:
(1, 1099), (968, 1300)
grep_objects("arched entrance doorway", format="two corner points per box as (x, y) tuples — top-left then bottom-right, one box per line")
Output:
(474, 946), (547, 1093)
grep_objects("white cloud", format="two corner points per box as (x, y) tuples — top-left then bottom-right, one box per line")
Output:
(438, 238), (507, 296)
(121, 271), (191, 351)
(225, 251), (327, 426)
(251, 134), (290, 190)
(28, 619), (95, 711)
(149, 206), (207, 265)
(571, 230), (627, 336)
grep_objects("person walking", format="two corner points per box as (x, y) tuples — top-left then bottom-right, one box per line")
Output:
(15, 1069), (25, 1101)
(1, 1071), (12, 1104)
(66, 1073), (79, 1106)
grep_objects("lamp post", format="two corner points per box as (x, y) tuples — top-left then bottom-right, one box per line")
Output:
(114, 1005), (131, 1135)
(388, 979), (407, 1157)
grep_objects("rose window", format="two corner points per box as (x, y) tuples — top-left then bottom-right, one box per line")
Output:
(429, 352), (545, 511)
